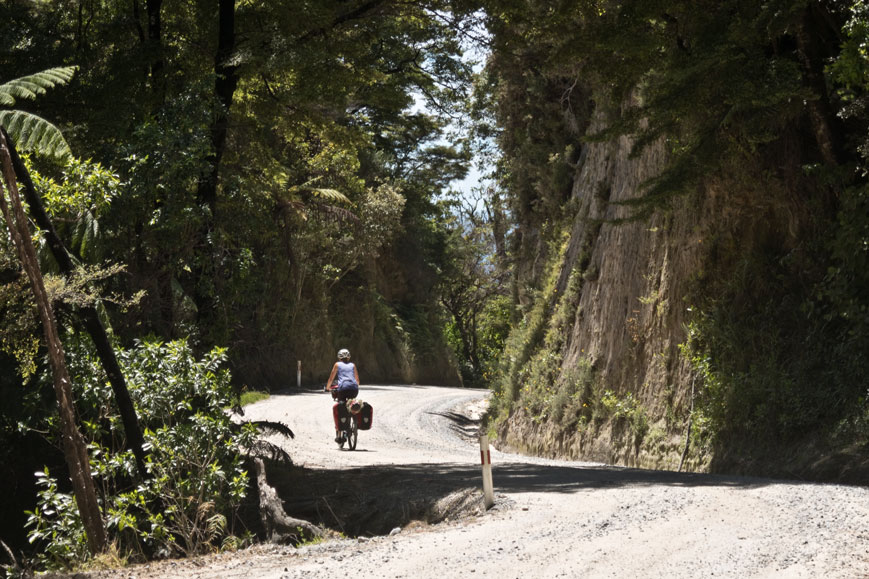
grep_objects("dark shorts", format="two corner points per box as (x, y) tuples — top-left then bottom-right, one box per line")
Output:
(334, 385), (358, 401)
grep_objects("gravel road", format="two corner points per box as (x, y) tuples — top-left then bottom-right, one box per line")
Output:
(84, 384), (869, 579)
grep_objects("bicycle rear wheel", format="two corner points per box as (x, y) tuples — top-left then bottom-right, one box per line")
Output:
(347, 415), (358, 450)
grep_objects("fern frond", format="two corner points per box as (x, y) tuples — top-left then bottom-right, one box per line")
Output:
(205, 513), (227, 542)
(0, 66), (78, 105)
(286, 179), (351, 205)
(306, 187), (351, 204)
(243, 420), (295, 439)
(0, 110), (71, 158)
(71, 210), (99, 260)
(318, 203), (359, 224)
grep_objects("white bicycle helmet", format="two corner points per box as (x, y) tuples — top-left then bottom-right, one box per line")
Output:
(337, 348), (351, 360)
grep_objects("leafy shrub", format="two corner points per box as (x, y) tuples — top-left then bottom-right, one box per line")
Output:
(549, 359), (596, 429)
(600, 390), (649, 441)
(25, 470), (89, 570)
(25, 338), (254, 570)
(680, 223), (869, 468)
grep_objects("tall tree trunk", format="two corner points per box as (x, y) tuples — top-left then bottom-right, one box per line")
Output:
(146, 0), (164, 77)
(2, 128), (148, 479)
(132, 0), (166, 109)
(795, 5), (842, 168)
(145, 0), (165, 104)
(191, 0), (238, 322)
(197, 0), (238, 211)
(0, 131), (107, 555)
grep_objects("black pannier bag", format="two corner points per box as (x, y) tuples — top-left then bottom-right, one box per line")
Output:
(356, 402), (374, 430)
(340, 399), (373, 430)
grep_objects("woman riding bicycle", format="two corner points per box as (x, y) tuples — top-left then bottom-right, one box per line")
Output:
(326, 348), (360, 443)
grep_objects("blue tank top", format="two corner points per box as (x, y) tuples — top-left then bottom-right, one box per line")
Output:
(335, 361), (358, 388)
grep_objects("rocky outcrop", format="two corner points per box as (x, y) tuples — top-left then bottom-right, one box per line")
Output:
(497, 102), (811, 471)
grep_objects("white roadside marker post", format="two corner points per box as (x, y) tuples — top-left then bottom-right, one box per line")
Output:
(297, 360), (301, 388)
(480, 434), (495, 509)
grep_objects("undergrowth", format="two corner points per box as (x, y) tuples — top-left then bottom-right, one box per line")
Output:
(24, 338), (258, 572)
(491, 231), (651, 449)
(679, 200), (869, 473)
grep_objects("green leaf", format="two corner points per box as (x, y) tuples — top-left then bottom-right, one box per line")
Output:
(307, 187), (351, 204)
(0, 110), (71, 158)
(0, 66), (78, 105)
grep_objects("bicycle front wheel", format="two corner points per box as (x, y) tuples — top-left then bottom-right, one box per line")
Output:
(347, 415), (358, 450)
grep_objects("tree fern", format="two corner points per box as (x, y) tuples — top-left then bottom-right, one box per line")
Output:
(304, 187), (351, 204)
(277, 176), (358, 223)
(286, 175), (352, 205)
(0, 67), (77, 104)
(0, 111), (71, 158)
(0, 66), (78, 158)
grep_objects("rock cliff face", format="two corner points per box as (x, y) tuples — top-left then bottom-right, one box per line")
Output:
(496, 104), (809, 471)
(484, 2), (869, 483)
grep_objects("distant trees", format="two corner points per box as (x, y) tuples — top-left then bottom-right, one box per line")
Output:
(439, 187), (511, 387)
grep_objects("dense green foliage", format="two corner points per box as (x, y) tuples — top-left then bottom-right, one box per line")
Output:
(0, 0), (484, 568)
(0, 0), (477, 387)
(480, 0), (869, 474)
(24, 338), (254, 570)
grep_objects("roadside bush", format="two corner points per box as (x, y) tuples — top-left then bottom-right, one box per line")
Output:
(680, 221), (869, 471)
(600, 390), (649, 442)
(25, 470), (89, 570)
(550, 360), (596, 429)
(25, 338), (254, 571)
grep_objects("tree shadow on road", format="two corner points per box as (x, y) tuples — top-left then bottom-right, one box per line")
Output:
(246, 387), (844, 540)
(257, 455), (812, 540)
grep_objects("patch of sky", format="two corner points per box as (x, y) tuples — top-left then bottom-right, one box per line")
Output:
(407, 10), (496, 212)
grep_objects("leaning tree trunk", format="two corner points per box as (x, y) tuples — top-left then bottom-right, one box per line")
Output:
(0, 131), (107, 554)
(1, 128), (149, 479)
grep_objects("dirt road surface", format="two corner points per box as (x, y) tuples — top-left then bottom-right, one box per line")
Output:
(85, 384), (869, 578)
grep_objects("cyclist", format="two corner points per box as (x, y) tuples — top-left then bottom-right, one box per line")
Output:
(325, 348), (360, 443)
